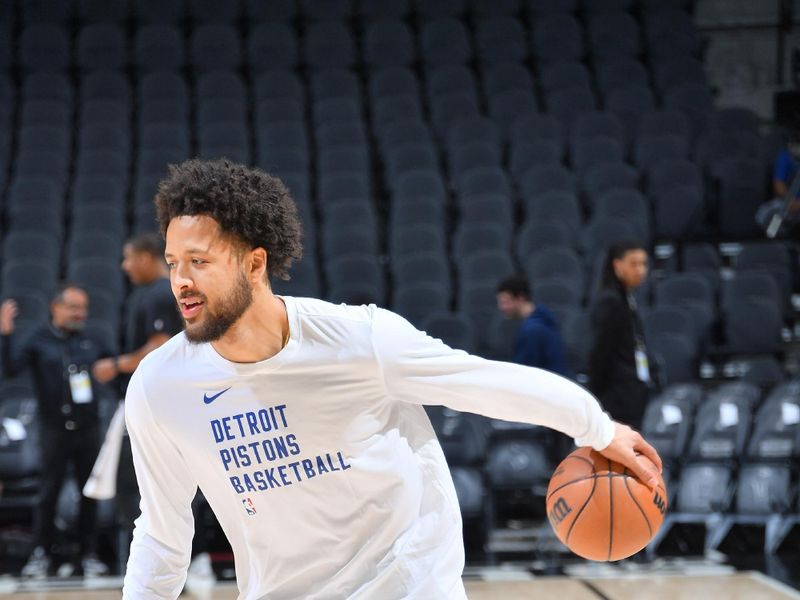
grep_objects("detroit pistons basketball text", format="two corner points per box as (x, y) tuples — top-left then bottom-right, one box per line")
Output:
(209, 403), (352, 496)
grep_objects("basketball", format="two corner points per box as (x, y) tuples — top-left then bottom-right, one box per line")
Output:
(545, 446), (668, 562)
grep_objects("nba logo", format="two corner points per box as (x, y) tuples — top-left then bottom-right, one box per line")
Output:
(242, 498), (257, 515)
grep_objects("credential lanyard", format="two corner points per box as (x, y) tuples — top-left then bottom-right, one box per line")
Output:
(62, 334), (93, 405)
(627, 294), (651, 384)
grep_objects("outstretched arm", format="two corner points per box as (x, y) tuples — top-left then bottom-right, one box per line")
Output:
(372, 308), (661, 489)
(123, 370), (197, 599)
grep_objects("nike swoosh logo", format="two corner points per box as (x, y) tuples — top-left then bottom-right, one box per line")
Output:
(203, 387), (231, 405)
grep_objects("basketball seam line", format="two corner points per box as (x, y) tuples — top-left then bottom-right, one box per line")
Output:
(623, 469), (653, 539)
(546, 456), (608, 502)
(562, 452), (598, 548)
(569, 455), (596, 469)
(547, 473), (631, 502)
(565, 468), (598, 546)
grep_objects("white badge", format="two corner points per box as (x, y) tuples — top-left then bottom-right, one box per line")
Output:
(719, 402), (739, 427)
(634, 348), (650, 383)
(661, 404), (683, 426)
(2, 418), (27, 441)
(69, 370), (93, 404)
(781, 402), (800, 426)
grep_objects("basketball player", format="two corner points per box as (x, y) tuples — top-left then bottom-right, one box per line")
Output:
(122, 159), (663, 599)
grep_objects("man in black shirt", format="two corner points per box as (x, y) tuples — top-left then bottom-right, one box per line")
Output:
(91, 232), (182, 565)
(92, 232), (181, 385)
(0, 283), (114, 578)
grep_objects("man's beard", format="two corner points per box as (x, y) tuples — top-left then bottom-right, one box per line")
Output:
(62, 319), (85, 333)
(184, 270), (254, 344)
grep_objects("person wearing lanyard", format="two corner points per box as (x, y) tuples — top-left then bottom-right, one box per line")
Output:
(0, 283), (115, 578)
(588, 241), (655, 430)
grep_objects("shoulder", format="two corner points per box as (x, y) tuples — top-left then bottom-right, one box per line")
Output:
(281, 296), (379, 354)
(283, 296), (416, 353)
(594, 288), (624, 305)
(776, 150), (795, 171)
(591, 289), (626, 314)
(287, 296), (375, 325)
(284, 296), (380, 334)
(21, 324), (49, 345)
(520, 318), (558, 346)
(518, 316), (542, 335)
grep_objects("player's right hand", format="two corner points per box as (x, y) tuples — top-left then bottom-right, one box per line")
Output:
(0, 299), (18, 335)
(598, 422), (663, 490)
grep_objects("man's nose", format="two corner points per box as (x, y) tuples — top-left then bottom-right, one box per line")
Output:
(172, 263), (193, 288)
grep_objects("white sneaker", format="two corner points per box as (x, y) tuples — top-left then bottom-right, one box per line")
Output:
(185, 552), (216, 590)
(82, 554), (109, 577)
(21, 547), (50, 579)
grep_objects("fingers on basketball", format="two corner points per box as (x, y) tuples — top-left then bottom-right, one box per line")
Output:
(546, 447), (668, 562)
(634, 431), (664, 472)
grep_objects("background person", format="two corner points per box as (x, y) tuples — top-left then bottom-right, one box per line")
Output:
(756, 128), (800, 234)
(588, 241), (654, 430)
(1, 284), (114, 578)
(496, 274), (569, 377)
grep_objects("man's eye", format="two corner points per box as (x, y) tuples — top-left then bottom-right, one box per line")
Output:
(192, 259), (205, 265)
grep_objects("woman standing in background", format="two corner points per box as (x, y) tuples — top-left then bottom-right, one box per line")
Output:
(588, 241), (654, 430)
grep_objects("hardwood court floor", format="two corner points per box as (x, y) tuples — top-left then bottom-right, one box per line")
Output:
(5, 572), (800, 600)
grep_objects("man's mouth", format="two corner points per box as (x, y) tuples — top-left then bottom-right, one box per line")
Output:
(179, 297), (204, 319)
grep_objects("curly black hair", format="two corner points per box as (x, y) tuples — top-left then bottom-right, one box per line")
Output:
(154, 159), (303, 281)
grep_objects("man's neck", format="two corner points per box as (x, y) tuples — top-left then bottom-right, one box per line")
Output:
(520, 302), (535, 320)
(210, 290), (289, 363)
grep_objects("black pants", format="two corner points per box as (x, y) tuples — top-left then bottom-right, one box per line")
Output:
(116, 434), (140, 533)
(598, 380), (650, 431)
(37, 425), (100, 555)
(191, 493), (210, 557)
(117, 436), (210, 559)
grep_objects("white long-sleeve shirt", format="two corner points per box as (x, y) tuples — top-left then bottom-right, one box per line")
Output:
(122, 297), (614, 600)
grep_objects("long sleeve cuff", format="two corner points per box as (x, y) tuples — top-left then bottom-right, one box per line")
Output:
(573, 413), (615, 451)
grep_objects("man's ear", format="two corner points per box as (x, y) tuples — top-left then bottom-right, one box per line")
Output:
(611, 258), (622, 278)
(248, 247), (268, 283)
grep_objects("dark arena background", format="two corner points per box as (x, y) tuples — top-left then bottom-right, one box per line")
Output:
(0, 0), (800, 598)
